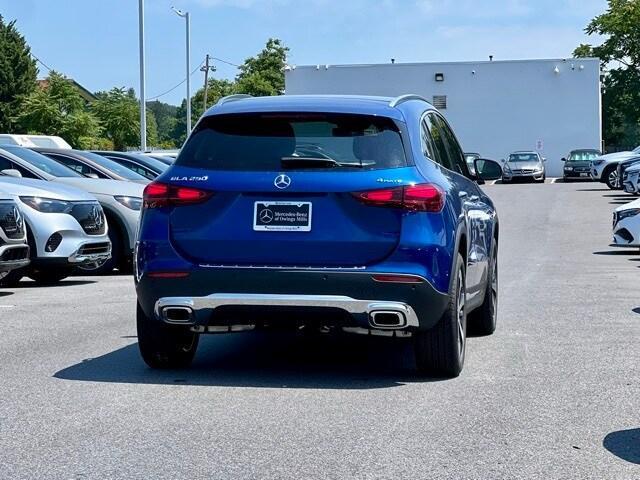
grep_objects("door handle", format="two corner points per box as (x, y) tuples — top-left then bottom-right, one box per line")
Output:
(459, 191), (468, 198)
(469, 195), (480, 202)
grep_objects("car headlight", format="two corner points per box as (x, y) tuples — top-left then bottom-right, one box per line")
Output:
(592, 160), (605, 167)
(617, 208), (640, 222)
(20, 196), (72, 213)
(114, 195), (142, 211)
(503, 164), (511, 173)
(564, 166), (573, 171)
(534, 166), (543, 172)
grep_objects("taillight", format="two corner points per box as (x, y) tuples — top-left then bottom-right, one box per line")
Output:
(352, 184), (445, 212)
(143, 182), (213, 209)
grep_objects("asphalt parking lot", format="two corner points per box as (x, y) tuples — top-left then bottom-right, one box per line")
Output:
(1, 181), (638, 479)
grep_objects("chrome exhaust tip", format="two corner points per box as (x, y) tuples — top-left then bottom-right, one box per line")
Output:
(369, 310), (406, 329)
(162, 306), (194, 324)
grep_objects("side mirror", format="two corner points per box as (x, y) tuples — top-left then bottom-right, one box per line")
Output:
(542, 157), (547, 162)
(561, 157), (567, 162)
(474, 158), (503, 181)
(1, 169), (22, 178)
(500, 158), (505, 163)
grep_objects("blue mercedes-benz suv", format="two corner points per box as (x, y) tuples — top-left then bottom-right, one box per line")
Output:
(135, 94), (502, 377)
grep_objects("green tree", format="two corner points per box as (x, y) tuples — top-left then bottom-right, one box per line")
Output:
(147, 100), (178, 146)
(0, 15), (37, 131)
(575, 0), (640, 148)
(92, 87), (158, 150)
(15, 71), (101, 148)
(172, 78), (236, 145)
(235, 38), (289, 96)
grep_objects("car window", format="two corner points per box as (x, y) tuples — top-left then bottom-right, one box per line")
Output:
(435, 114), (470, 177)
(177, 113), (407, 171)
(423, 113), (453, 170)
(0, 155), (38, 178)
(79, 152), (147, 180)
(1, 146), (81, 177)
(509, 153), (539, 162)
(45, 154), (105, 177)
(108, 158), (155, 180)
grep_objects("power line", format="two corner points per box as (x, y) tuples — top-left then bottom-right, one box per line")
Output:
(147, 60), (204, 101)
(211, 56), (240, 68)
(31, 54), (53, 72)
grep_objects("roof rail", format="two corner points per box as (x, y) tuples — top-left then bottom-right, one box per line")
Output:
(388, 94), (430, 108)
(216, 94), (253, 106)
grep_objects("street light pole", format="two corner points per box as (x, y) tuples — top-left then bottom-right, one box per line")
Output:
(172, 7), (191, 136)
(138, 0), (147, 150)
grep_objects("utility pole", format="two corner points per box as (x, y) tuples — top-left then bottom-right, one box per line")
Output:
(200, 54), (216, 113)
(138, 0), (147, 150)
(172, 7), (191, 136)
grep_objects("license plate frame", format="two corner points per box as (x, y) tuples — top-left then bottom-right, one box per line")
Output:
(253, 201), (312, 232)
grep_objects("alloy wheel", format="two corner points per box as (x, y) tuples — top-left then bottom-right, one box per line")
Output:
(456, 270), (466, 358)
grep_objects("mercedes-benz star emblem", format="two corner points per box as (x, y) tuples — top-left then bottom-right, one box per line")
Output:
(259, 208), (274, 224)
(12, 206), (22, 230)
(274, 174), (291, 190)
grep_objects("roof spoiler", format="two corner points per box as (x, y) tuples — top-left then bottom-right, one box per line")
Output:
(216, 94), (253, 106)
(389, 94), (430, 108)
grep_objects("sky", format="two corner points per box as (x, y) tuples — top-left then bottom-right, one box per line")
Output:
(0, 0), (607, 106)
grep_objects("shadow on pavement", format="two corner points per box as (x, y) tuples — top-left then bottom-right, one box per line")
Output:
(576, 188), (611, 192)
(631, 307), (640, 315)
(0, 291), (13, 298)
(603, 428), (640, 464)
(593, 250), (638, 256)
(54, 332), (441, 389)
(13, 280), (97, 289)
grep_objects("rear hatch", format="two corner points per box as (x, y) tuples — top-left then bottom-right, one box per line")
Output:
(165, 112), (420, 267)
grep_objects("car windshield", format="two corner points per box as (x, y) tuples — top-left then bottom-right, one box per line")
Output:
(79, 151), (148, 180)
(2, 145), (82, 177)
(568, 151), (599, 161)
(509, 153), (538, 162)
(176, 113), (407, 171)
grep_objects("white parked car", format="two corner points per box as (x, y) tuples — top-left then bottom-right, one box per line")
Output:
(0, 195), (30, 278)
(621, 162), (640, 195)
(591, 146), (640, 189)
(0, 145), (143, 274)
(0, 134), (71, 149)
(612, 198), (640, 248)
(0, 177), (111, 285)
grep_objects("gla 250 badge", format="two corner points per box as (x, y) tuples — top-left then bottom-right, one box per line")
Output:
(170, 175), (209, 181)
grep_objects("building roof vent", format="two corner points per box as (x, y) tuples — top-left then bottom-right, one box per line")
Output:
(432, 95), (447, 109)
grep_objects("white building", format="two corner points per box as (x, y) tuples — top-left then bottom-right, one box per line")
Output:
(285, 58), (602, 177)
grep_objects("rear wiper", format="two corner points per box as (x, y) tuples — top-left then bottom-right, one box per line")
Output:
(280, 156), (364, 169)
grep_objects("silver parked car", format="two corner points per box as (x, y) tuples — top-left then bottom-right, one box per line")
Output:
(0, 145), (143, 273)
(0, 195), (30, 278)
(0, 177), (111, 285)
(501, 151), (546, 183)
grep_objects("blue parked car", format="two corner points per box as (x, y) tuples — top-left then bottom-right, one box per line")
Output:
(134, 94), (503, 377)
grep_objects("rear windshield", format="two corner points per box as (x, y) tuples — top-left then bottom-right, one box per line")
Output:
(176, 113), (407, 171)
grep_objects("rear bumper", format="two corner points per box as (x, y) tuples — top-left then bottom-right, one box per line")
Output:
(136, 268), (450, 332)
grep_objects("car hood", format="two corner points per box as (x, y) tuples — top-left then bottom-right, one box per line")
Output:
(0, 176), (97, 201)
(53, 177), (144, 197)
(507, 161), (541, 169)
(615, 197), (640, 213)
(597, 151), (638, 163)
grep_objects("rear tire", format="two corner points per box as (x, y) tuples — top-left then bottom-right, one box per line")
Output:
(137, 302), (199, 369)
(414, 252), (467, 377)
(469, 241), (498, 336)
